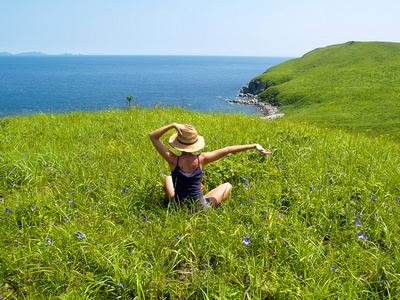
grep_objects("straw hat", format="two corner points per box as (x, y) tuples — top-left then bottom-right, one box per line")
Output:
(169, 127), (205, 153)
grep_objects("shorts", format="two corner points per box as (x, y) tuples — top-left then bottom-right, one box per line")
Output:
(171, 195), (212, 212)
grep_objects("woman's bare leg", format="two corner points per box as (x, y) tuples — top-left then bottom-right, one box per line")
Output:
(205, 182), (232, 207)
(164, 176), (174, 199)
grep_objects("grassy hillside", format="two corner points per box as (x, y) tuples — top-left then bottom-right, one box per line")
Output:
(1, 107), (400, 299)
(253, 41), (400, 139)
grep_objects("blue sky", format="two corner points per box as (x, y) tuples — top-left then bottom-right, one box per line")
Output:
(1, 0), (399, 56)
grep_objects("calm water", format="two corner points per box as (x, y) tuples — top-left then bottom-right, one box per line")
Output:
(0, 55), (291, 117)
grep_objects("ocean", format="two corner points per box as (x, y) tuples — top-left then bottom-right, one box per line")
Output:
(0, 55), (291, 117)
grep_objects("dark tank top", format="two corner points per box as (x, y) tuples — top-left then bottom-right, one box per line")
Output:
(171, 155), (203, 203)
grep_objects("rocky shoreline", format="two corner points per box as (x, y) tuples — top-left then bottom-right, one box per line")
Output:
(227, 95), (284, 120)
(227, 80), (284, 119)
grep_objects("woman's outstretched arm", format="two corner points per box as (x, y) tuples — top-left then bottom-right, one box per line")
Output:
(201, 144), (271, 166)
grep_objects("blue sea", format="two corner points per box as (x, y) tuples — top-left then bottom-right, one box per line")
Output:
(0, 55), (291, 117)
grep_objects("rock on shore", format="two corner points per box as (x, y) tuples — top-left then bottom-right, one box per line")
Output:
(227, 80), (284, 119)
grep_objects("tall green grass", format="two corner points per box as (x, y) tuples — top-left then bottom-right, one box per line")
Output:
(1, 107), (400, 299)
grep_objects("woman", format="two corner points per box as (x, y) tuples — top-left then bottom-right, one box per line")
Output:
(149, 123), (271, 210)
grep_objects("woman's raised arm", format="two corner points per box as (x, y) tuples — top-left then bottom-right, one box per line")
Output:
(149, 123), (192, 163)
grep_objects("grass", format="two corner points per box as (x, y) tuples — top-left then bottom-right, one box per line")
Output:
(1, 106), (400, 299)
(252, 41), (400, 139)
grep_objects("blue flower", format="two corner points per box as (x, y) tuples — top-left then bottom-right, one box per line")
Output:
(85, 185), (88, 189)
(1, 197), (4, 201)
(327, 170), (331, 173)
(118, 282), (123, 288)
(146, 218), (151, 223)
(46, 237), (52, 243)
(177, 236), (181, 241)
(30, 206), (35, 212)
(121, 188), (126, 194)
(310, 187), (314, 191)
(375, 213), (379, 218)
(284, 241), (289, 246)
(67, 199), (73, 204)
(358, 231), (364, 239)
(71, 191), (75, 195)
(355, 220), (361, 226)
(396, 198), (400, 202)
(75, 232), (85, 239)
(240, 202), (245, 206)
(294, 186), (299, 189)
(64, 217), (69, 222)
(245, 186), (250, 190)
(365, 236), (370, 240)
(250, 197), (255, 201)
(5, 208), (11, 213)
(358, 212), (363, 217)
(317, 186), (321, 190)
(330, 266), (336, 271)
(156, 161), (160, 164)
(328, 156), (331, 159)
(23, 157), (26, 160)
(243, 176), (248, 183)
(243, 237), (251, 245)
(227, 206), (230, 209)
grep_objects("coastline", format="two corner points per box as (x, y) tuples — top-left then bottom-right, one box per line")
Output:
(228, 96), (284, 119)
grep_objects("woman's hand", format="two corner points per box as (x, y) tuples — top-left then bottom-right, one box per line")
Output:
(255, 144), (272, 154)
(174, 123), (193, 135)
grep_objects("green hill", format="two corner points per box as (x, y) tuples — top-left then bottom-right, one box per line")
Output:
(252, 41), (400, 138)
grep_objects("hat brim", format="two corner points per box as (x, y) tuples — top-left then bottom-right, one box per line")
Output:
(169, 133), (205, 153)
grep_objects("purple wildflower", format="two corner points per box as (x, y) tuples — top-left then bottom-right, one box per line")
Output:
(67, 199), (73, 204)
(1, 197), (4, 201)
(121, 188), (126, 194)
(75, 232), (85, 239)
(250, 197), (255, 201)
(375, 213), (379, 218)
(355, 220), (361, 226)
(118, 282), (123, 288)
(245, 186), (250, 190)
(146, 218), (151, 223)
(5, 208), (11, 213)
(243, 237), (251, 245)
(243, 176), (248, 183)
(317, 186), (321, 190)
(330, 266), (336, 271)
(294, 186), (299, 189)
(46, 237), (52, 243)
(365, 236), (370, 240)
(240, 202), (245, 206)
(396, 198), (400, 202)
(177, 236), (181, 241)
(310, 187), (314, 191)
(31, 206), (35, 212)
(358, 231), (364, 239)
(358, 212), (363, 217)
(64, 217), (69, 222)
(284, 241), (289, 246)
(156, 161), (160, 164)
(328, 156), (331, 159)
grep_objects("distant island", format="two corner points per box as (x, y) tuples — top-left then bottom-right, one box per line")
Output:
(0, 51), (80, 56)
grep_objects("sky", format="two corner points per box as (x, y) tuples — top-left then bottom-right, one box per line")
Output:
(1, 0), (399, 57)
